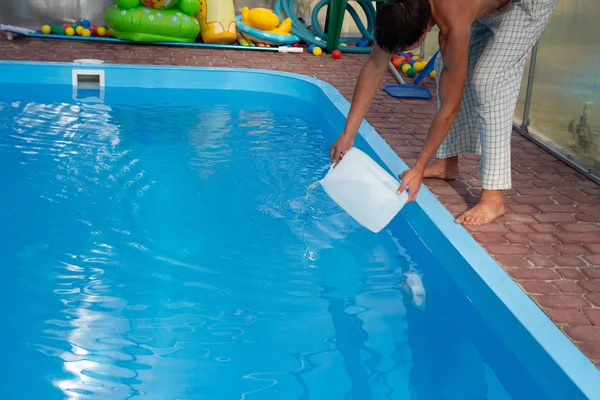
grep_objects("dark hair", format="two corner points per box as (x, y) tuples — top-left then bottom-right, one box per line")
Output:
(375, 0), (432, 54)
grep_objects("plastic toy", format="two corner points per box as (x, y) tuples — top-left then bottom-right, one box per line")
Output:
(197, 0), (236, 44)
(406, 68), (417, 78)
(332, 49), (341, 59)
(401, 63), (411, 74)
(104, 0), (200, 42)
(65, 27), (75, 36)
(392, 58), (402, 68)
(41, 25), (67, 35)
(312, 46), (322, 56)
(236, 7), (300, 46)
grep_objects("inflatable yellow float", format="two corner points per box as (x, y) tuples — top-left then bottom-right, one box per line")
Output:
(235, 7), (299, 46)
(197, 0), (236, 44)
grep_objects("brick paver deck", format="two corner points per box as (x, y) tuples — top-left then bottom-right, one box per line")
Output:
(1, 35), (599, 367)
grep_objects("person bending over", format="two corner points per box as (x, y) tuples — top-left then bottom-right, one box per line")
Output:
(330, 0), (557, 225)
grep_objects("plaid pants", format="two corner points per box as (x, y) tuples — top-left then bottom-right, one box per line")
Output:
(435, 0), (558, 190)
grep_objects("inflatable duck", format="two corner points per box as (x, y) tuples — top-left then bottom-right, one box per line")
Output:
(197, 0), (237, 44)
(241, 7), (292, 35)
(235, 6), (299, 45)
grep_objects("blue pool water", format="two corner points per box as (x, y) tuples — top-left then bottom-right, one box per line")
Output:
(0, 83), (580, 399)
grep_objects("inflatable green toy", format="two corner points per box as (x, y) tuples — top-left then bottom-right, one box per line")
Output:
(105, 0), (200, 42)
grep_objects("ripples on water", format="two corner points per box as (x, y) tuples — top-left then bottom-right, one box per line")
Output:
(0, 87), (549, 399)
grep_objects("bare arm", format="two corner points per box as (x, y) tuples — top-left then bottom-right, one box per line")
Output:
(330, 45), (391, 163)
(398, 27), (470, 200)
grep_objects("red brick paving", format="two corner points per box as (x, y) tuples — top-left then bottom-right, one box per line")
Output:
(1, 35), (599, 367)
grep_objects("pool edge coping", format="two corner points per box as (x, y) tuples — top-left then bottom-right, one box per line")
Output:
(1, 60), (599, 398)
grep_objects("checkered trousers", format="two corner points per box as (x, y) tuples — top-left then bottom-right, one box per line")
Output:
(434, 0), (558, 190)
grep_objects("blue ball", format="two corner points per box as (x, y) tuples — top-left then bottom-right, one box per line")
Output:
(358, 38), (369, 47)
(81, 19), (91, 29)
(308, 44), (316, 53)
(409, 59), (417, 66)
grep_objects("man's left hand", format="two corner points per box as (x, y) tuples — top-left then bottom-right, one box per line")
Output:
(397, 167), (424, 203)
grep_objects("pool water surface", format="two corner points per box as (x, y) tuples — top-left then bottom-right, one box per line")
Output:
(0, 83), (589, 399)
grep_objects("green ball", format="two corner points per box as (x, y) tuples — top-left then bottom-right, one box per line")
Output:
(400, 62), (408, 68)
(406, 68), (417, 78)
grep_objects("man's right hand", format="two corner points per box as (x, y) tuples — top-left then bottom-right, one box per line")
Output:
(330, 133), (355, 165)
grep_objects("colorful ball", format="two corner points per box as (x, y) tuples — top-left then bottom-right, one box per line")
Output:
(407, 68), (417, 78)
(332, 50), (342, 60)
(340, 43), (347, 47)
(75, 25), (84, 35)
(81, 19), (91, 29)
(96, 26), (106, 37)
(292, 43), (300, 48)
(89, 27), (97, 36)
(392, 58), (403, 68)
(401, 63), (411, 74)
(409, 59), (417, 66)
(358, 38), (369, 47)
(65, 27), (75, 36)
(398, 56), (406, 63)
(308, 44), (316, 53)
(430, 70), (437, 79)
(82, 29), (91, 37)
(407, 52), (414, 57)
(312, 46), (323, 56)
(414, 62), (424, 72)
(412, 55), (419, 60)
(348, 43), (356, 47)
(41, 25), (51, 34)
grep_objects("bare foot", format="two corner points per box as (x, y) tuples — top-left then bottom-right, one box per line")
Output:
(456, 190), (505, 225)
(423, 157), (459, 180)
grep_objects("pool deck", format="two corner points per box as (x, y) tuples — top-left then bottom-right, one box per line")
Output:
(1, 35), (599, 368)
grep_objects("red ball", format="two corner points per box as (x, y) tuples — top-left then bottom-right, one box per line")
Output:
(332, 50), (342, 60)
(349, 43), (356, 47)
(292, 43), (300, 48)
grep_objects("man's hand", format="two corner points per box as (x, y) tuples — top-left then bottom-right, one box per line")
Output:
(330, 133), (354, 165)
(397, 166), (425, 202)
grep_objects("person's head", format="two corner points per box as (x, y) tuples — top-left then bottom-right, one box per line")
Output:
(375, 0), (433, 54)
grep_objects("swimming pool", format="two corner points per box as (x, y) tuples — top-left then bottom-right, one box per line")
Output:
(0, 61), (598, 399)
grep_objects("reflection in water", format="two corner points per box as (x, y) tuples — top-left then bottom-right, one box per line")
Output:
(0, 89), (556, 399)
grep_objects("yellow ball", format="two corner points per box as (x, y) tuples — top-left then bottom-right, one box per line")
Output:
(401, 63), (411, 74)
(430, 70), (437, 79)
(65, 27), (75, 36)
(412, 55), (419, 60)
(340, 43), (347, 47)
(82, 29), (91, 37)
(96, 27), (106, 37)
(312, 46), (322, 56)
(75, 25), (84, 35)
(414, 62), (424, 72)
(41, 25), (51, 34)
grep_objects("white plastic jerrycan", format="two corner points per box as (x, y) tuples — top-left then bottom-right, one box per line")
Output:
(320, 147), (409, 233)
